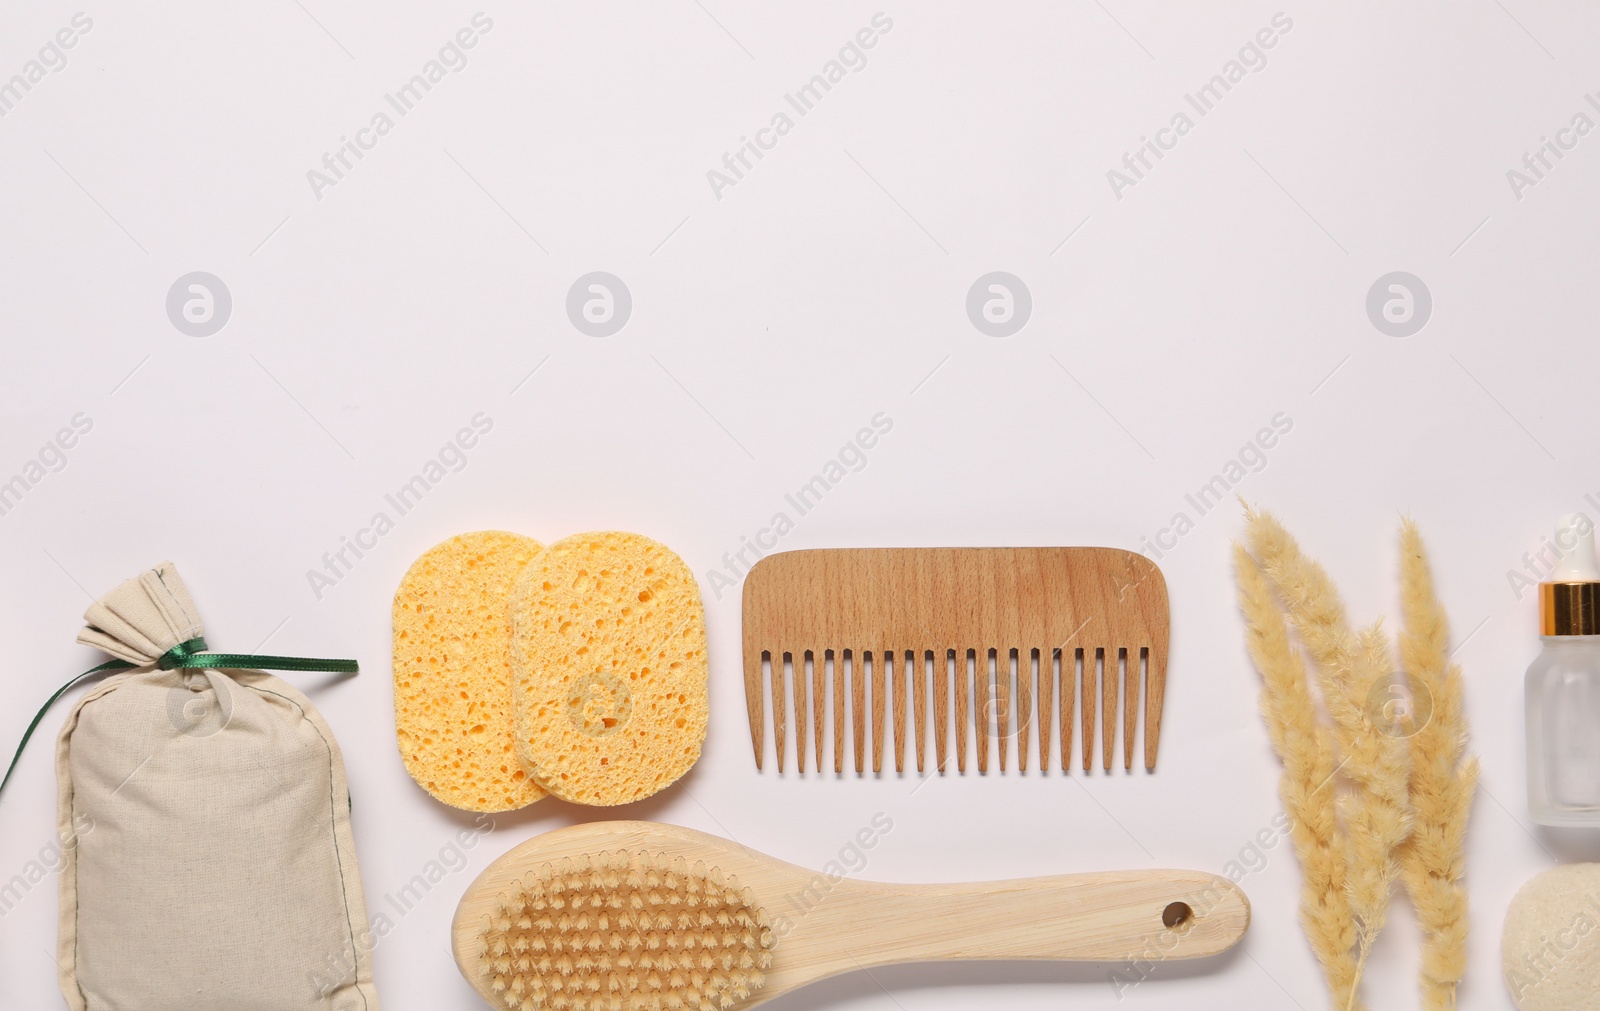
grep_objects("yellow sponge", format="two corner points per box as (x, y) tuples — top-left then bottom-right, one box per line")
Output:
(393, 531), (547, 812)
(510, 531), (708, 805)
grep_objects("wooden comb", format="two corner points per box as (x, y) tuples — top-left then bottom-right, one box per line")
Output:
(741, 547), (1169, 774)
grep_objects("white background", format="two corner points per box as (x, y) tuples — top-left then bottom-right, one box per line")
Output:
(2, 2), (1598, 1008)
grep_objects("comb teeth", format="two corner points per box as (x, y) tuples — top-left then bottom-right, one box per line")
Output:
(751, 645), (1159, 774)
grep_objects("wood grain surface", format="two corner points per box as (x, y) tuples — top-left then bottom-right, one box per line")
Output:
(742, 548), (1170, 774)
(452, 821), (1249, 1010)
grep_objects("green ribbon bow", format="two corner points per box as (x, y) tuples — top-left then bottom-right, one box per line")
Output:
(0, 637), (358, 800)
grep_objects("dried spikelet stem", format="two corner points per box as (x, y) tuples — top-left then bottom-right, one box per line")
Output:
(1396, 520), (1477, 1011)
(1233, 545), (1364, 1011)
(1243, 509), (1413, 986)
(1336, 623), (1413, 990)
(1243, 508), (1359, 702)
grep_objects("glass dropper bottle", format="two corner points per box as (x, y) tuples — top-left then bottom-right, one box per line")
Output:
(1527, 514), (1600, 827)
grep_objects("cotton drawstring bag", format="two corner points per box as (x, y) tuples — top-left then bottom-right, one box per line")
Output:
(2, 563), (380, 1010)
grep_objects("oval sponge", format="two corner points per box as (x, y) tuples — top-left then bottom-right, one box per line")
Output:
(393, 531), (547, 813)
(1503, 863), (1600, 1010)
(510, 531), (708, 805)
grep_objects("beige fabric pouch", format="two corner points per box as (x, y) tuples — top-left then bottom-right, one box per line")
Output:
(56, 564), (380, 1010)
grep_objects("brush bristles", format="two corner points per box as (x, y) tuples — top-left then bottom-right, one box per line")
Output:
(480, 851), (775, 1011)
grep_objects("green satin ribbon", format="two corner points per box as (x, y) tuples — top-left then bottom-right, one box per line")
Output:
(0, 637), (358, 800)
(154, 638), (359, 675)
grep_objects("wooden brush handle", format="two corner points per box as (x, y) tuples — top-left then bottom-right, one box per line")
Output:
(765, 870), (1247, 998)
(452, 825), (1248, 1010)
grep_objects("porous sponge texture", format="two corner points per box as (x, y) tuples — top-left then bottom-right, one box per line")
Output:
(1502, 863), (1600, 1010)
(394, 531), (547, 812)
(510, 532), (708, 806)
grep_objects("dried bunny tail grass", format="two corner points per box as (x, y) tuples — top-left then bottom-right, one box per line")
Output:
(1243, 506), (1360, 715)
(1396, 520), (1478, 1011)
(1337, 623), (1414, 995)
(1233, 544), (1363, 1011)
(1242, 505), (1413, 1004)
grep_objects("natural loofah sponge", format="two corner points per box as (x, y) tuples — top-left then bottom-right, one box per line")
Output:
(1502, 863), (1600, 1010)
(510, 531), (708, 806)
(393, 531), (547, 812)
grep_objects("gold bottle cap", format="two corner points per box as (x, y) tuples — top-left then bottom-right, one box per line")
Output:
(1540, 581), (1600, 635)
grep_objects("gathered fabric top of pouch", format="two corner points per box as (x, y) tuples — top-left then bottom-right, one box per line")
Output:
(76, 563), (204, 666)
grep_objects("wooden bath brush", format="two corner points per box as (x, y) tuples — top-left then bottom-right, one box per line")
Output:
(452, 821), (1248, 1010)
